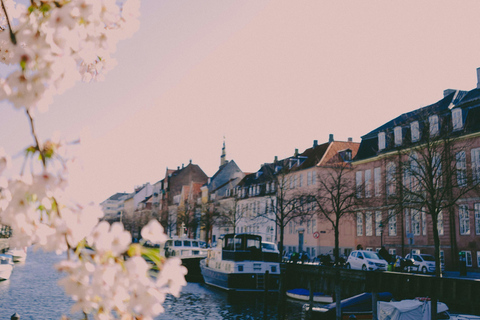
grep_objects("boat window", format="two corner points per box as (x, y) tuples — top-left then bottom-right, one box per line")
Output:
(165, 240), (172, 247)
(183, 241), (191, 247)
(234, 238), (242, 250)
(246, 238), (260, 249)
(174, 240), (182, 247)
(192, 241), (199, 247)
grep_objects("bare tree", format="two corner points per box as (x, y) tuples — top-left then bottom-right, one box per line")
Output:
(200, 200), (221, 244)
(215, 196), (245, 234)
(311, 164), (358, 264)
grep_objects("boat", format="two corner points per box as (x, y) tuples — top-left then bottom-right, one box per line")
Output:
(0, 254), (14, 280)
(378, 298), (480, 320)
(6, 247), (27, 262)
(286, 288), (333, 303)
(200, 233), (281, 292)
(163, 237), (208, 282)
(302, 292), (393, 320)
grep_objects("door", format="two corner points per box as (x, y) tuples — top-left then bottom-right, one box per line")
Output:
(298, 232), (304, 252)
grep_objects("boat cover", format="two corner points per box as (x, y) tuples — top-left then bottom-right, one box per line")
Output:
(378, 300), (449, 320)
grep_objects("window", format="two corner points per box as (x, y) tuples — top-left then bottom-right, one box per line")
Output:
(412, 209), (421, 236)
(422, 210), (427, 236)
(438, 211), (444, 236)
(411, 121), (420, 142)
(388, 210), (397, 236)
(452, 108), (463, 130)
(357, 212), (363, 236)
(477, 252), (480, 268)
(405, 209), (410, 234)
(366, 247), (373, 252)
(459, 205), (470, 235)
(386, 162), (396, 196)
(365, 212), (372, 236)
(307, 172), (311, 186)
(365, 170), (372, 198)
(266, 183), (270, 193)
(375, 211), (382, 236)
(475, 203), (480, 235)
(299, 174), (303, 187)
(472, 148), (480, 184)
(356, 171), (363, 198)
(433, 153), (442, 188)
(312, 172), (316, 185)
(456, 151), (467, 187)
(394, 126), (402, 146)
(374, 167), (381, 197)
(429, 115), (439, 136)
(461, 251), (472, 267)
(378, 132), (386, 151)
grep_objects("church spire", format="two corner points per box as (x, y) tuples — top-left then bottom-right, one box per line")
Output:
(220, 137), (227, 168)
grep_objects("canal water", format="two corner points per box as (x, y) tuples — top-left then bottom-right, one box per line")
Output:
(0, 248), (306, 319)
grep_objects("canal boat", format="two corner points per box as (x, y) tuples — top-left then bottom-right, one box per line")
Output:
(0, 254), (14, 280)
(6, 247), (27, 263)
(200, 233), (280, 292)
(163, 237), (208, 282)
(286, 288), (333, 304)
(302, 292), (393, 320)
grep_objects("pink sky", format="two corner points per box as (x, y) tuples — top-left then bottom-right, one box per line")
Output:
(3, 1), (480, 203)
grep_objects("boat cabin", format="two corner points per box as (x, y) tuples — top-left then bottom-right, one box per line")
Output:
(221, 234), (263, 262)
(164, 238), (208, 258)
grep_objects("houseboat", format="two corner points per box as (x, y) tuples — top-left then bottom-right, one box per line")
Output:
(199, 233), (280, 292)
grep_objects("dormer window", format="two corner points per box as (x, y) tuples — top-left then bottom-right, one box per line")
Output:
(378, 132), (386, 151)
(411, 121), (420, 142)
(429, 115), (439, 136)
(394, 126), (402, 146)
(452, 108), (463, 131)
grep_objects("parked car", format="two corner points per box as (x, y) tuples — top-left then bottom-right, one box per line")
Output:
(345, 250), (388, 271)
(404, 253), (444, 274)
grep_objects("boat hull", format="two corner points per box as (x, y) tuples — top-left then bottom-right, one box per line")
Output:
(287, 289), (333, 303)
(200, 263), (280, 292)
(0, 264), (13, 280)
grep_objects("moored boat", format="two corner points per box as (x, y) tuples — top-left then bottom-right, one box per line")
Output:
(0, 254), (14, 280)
(163, 237), (208, 282)
(286, 288), (333, 304)
(6, 247), (27, 263)
(200, 233), (280, 292)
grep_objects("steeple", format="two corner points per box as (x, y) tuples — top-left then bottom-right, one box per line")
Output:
(220, 137), (227, 168)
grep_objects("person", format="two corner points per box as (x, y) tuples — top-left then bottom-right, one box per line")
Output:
(357, 244), (363, 250)
(378, 246), (391, 263)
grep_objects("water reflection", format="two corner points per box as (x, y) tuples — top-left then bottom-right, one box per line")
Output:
(0, 249), (305, 319)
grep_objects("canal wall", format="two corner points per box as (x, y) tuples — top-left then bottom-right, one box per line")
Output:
(284, 263), (480, 315)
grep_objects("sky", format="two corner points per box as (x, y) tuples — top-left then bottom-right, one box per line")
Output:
(2, 1), (480, 204)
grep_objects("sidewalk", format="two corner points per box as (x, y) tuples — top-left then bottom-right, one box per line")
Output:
(443, 270), (480, 279)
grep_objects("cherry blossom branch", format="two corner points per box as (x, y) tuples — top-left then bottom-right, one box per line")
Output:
(0, 0), (16, 44)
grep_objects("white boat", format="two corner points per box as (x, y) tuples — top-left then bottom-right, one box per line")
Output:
(286, 288), (333, 303)
(6, 247), (27, 262)
(0, 254), (14, 280)
(163, 237), (208, 282)
(200, 233), (280, 292)
(378, 298), (480, 320)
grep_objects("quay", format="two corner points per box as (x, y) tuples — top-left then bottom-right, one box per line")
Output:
(283, 263), (480, 315)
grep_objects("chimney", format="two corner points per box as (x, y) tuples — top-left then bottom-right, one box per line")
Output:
(274, 156), (278, 163)
(177, 166), (180, 170)
(313, 140), (318, 148)
(329, 134), (334, 143)
(182, 163), (184, 169)
(348, 137), (353, 142)
(477, 67), (480, 89)
(294, 149), (298, 157)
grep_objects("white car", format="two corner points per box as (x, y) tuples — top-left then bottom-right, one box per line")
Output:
(346, 250), (388, 271)
(405, 253), (444, 274)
